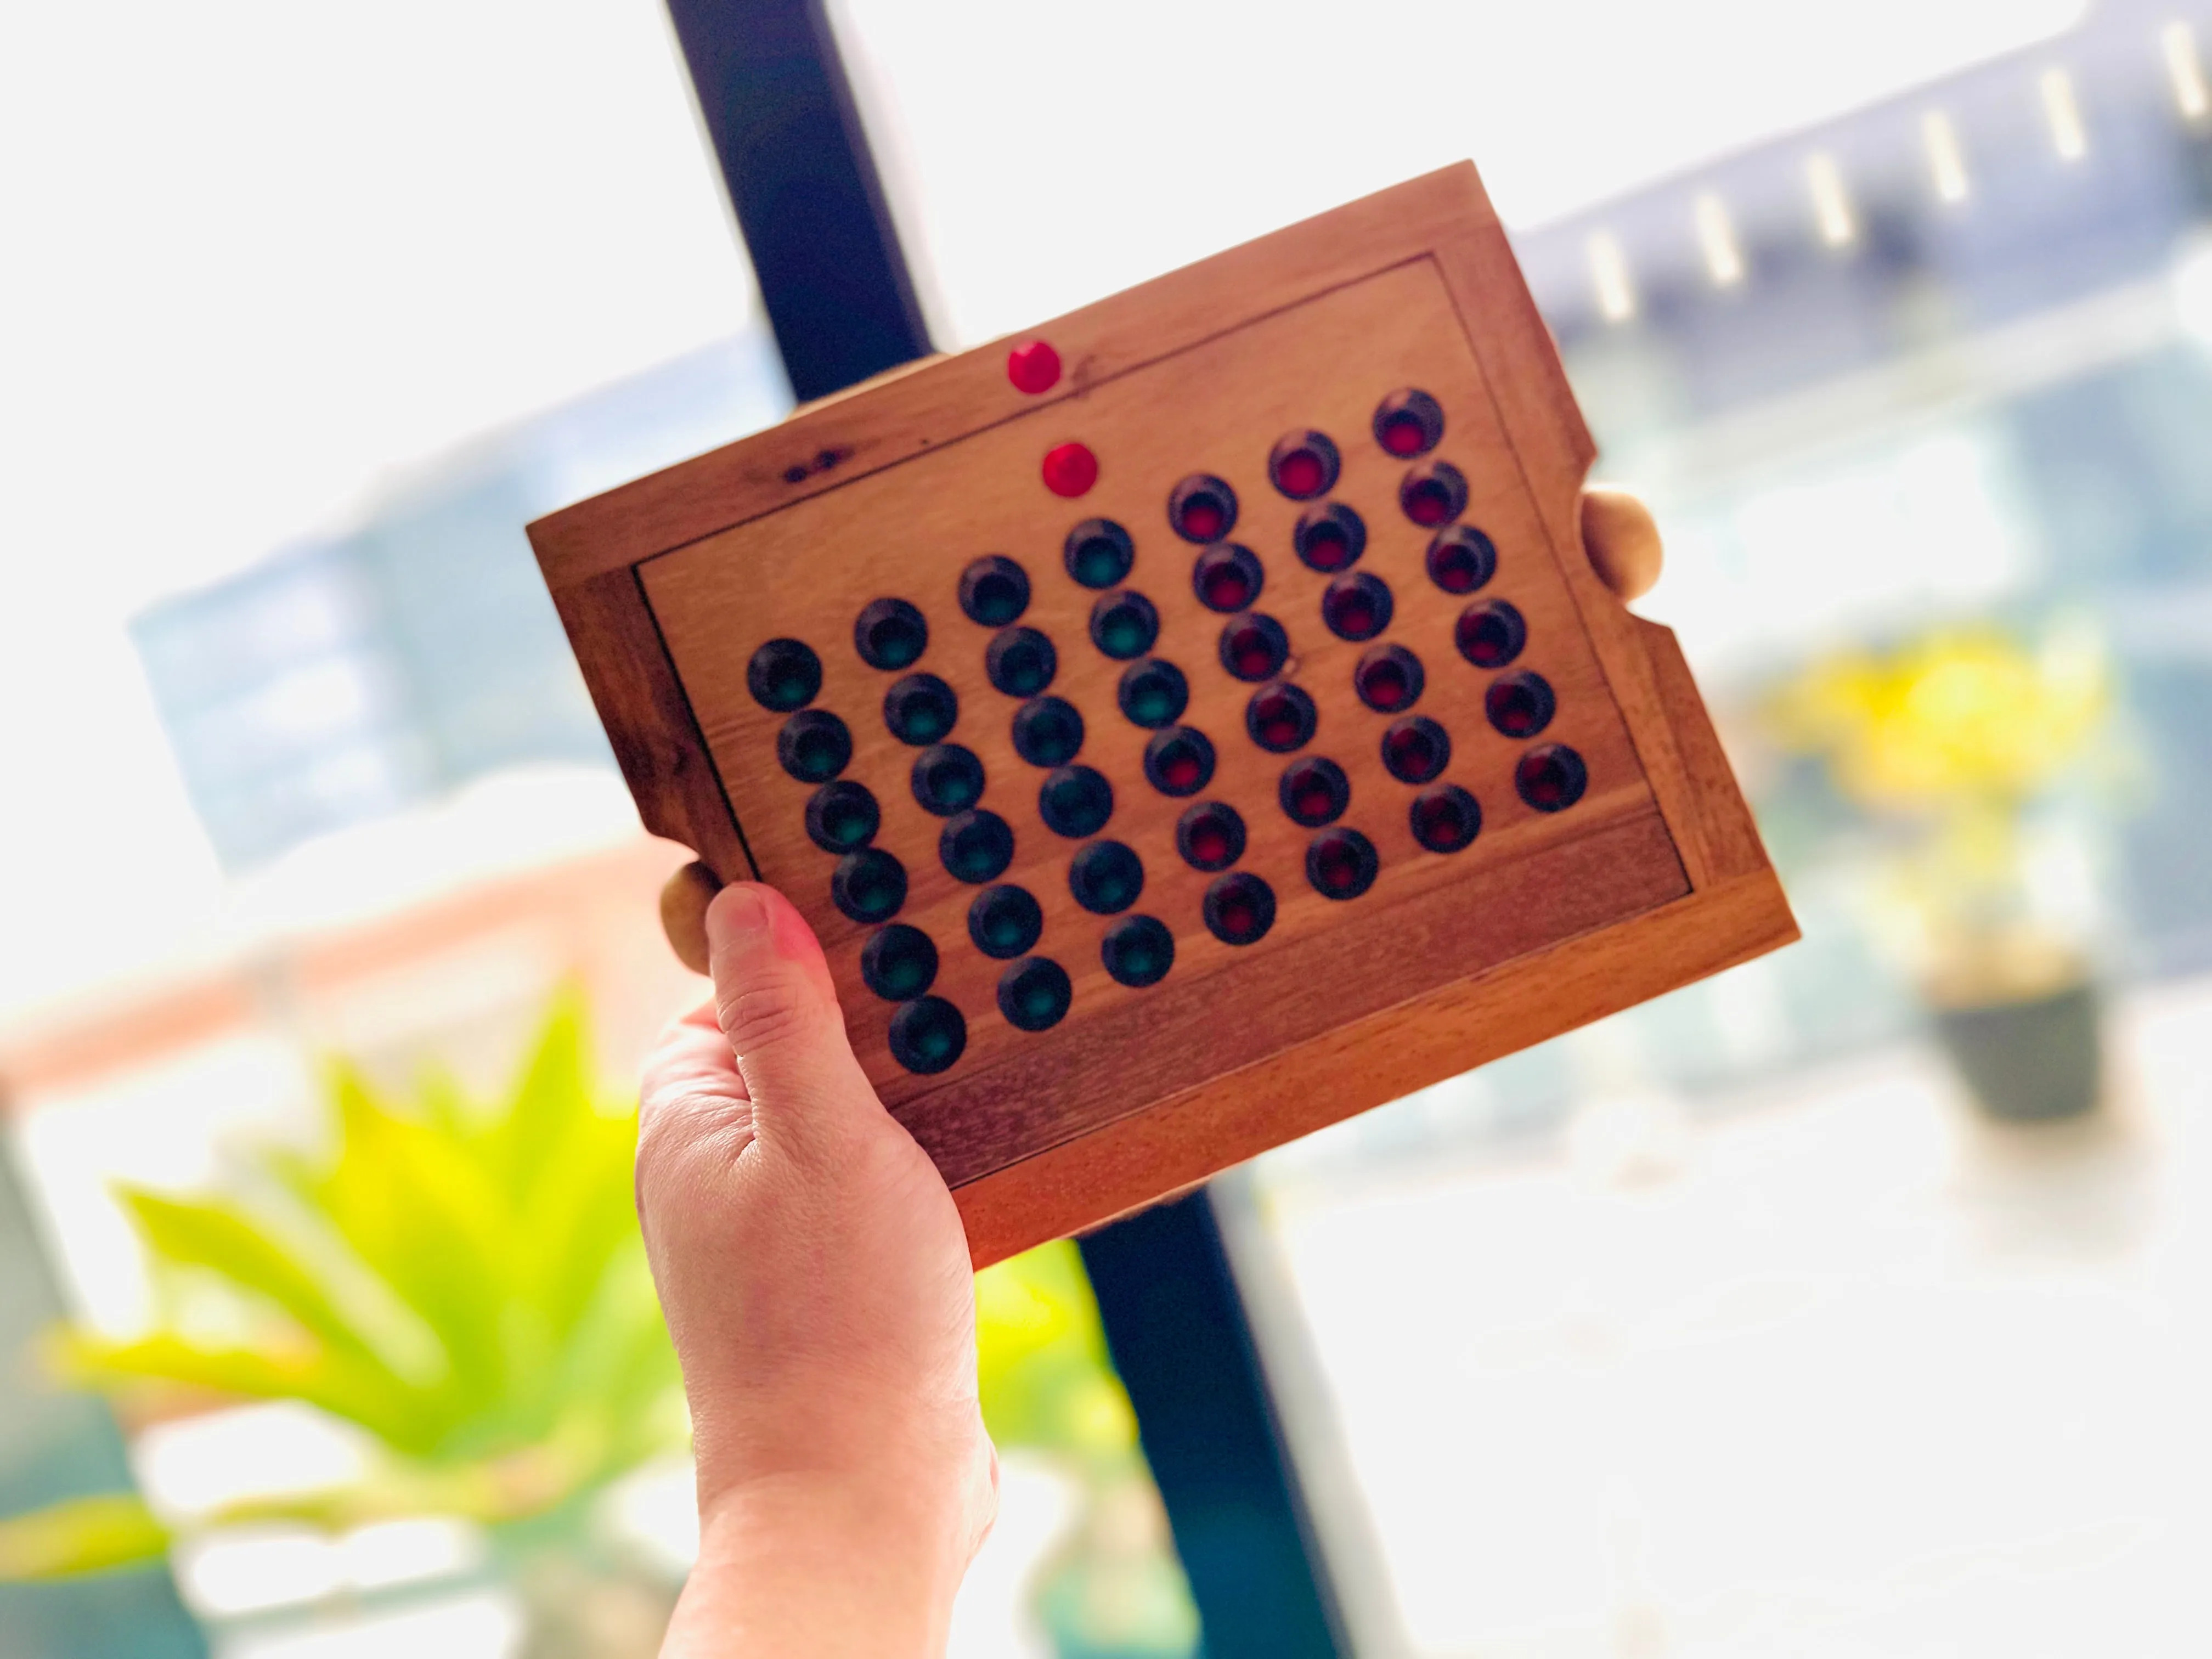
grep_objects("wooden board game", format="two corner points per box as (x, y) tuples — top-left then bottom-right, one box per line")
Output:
(528, 162), (1797, 1267)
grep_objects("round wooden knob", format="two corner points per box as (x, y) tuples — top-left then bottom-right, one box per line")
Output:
(659, 861), (720, 975)
(1581, 486), (1663, 601)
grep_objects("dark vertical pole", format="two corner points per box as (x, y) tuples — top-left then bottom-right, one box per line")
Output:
(662, 0), (932, 402)
(662, 8), (1350, 1652)
(1080, 1194), (1350, 1658)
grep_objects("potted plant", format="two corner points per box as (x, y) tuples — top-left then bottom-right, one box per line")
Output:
(0, 993), (686, 1655)
(1769, 625), (2114, 1121)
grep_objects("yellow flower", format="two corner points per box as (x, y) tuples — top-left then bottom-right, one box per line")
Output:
(1770, 627), (2107, 812)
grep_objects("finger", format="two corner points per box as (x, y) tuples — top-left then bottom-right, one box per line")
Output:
(635, 1000), (761, 1217)
(1581, 487), (1663, 602)
(661, 861), (719, 975)
(640, 997), (749, 1118)
(703, 882), (879, 1152)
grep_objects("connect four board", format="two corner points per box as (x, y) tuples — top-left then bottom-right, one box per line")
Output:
(528, 163), (1796, 1266)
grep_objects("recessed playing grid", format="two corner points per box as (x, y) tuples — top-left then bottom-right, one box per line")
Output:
(741, 393), (1594, 1074)
(638, 257), (1654, 1113)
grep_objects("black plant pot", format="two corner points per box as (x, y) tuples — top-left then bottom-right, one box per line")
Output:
(1931, 977), (2103, 1122)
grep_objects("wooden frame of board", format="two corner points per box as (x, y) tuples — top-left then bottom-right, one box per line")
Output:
(528, 162), (1797, 1267)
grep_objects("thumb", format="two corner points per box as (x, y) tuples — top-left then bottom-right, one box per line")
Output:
(703, 882), (879, 1150)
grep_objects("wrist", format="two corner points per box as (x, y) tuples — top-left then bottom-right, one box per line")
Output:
(664, 1457), (983, 1657)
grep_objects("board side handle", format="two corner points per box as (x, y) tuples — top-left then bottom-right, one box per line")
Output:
(660, 861), (721, 976)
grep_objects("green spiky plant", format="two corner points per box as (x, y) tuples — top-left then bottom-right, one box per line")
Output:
(1, 988), (1195, 1656)
(0, 991), (685, 1655)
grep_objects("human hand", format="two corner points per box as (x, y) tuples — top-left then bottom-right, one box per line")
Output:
(634, 487), (1662, 1654)
(637, 883), (994, 1657)
(655, 486), (1663, 973)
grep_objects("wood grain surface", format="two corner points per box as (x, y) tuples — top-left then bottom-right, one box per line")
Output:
(552, 567), (753, 882)
(531, 167), (1494, 589)
(525, 160), (1800, 1258)
(641, 259), (1663, 1148)
(959, 868), (1795, 1266)
(953, 617), (1796, 1266)
(904, 799), (1686, 1188)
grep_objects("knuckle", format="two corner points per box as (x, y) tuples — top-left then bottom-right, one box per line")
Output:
(714, 964), (825, 1060)
(635, 1088), (755, 1186)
